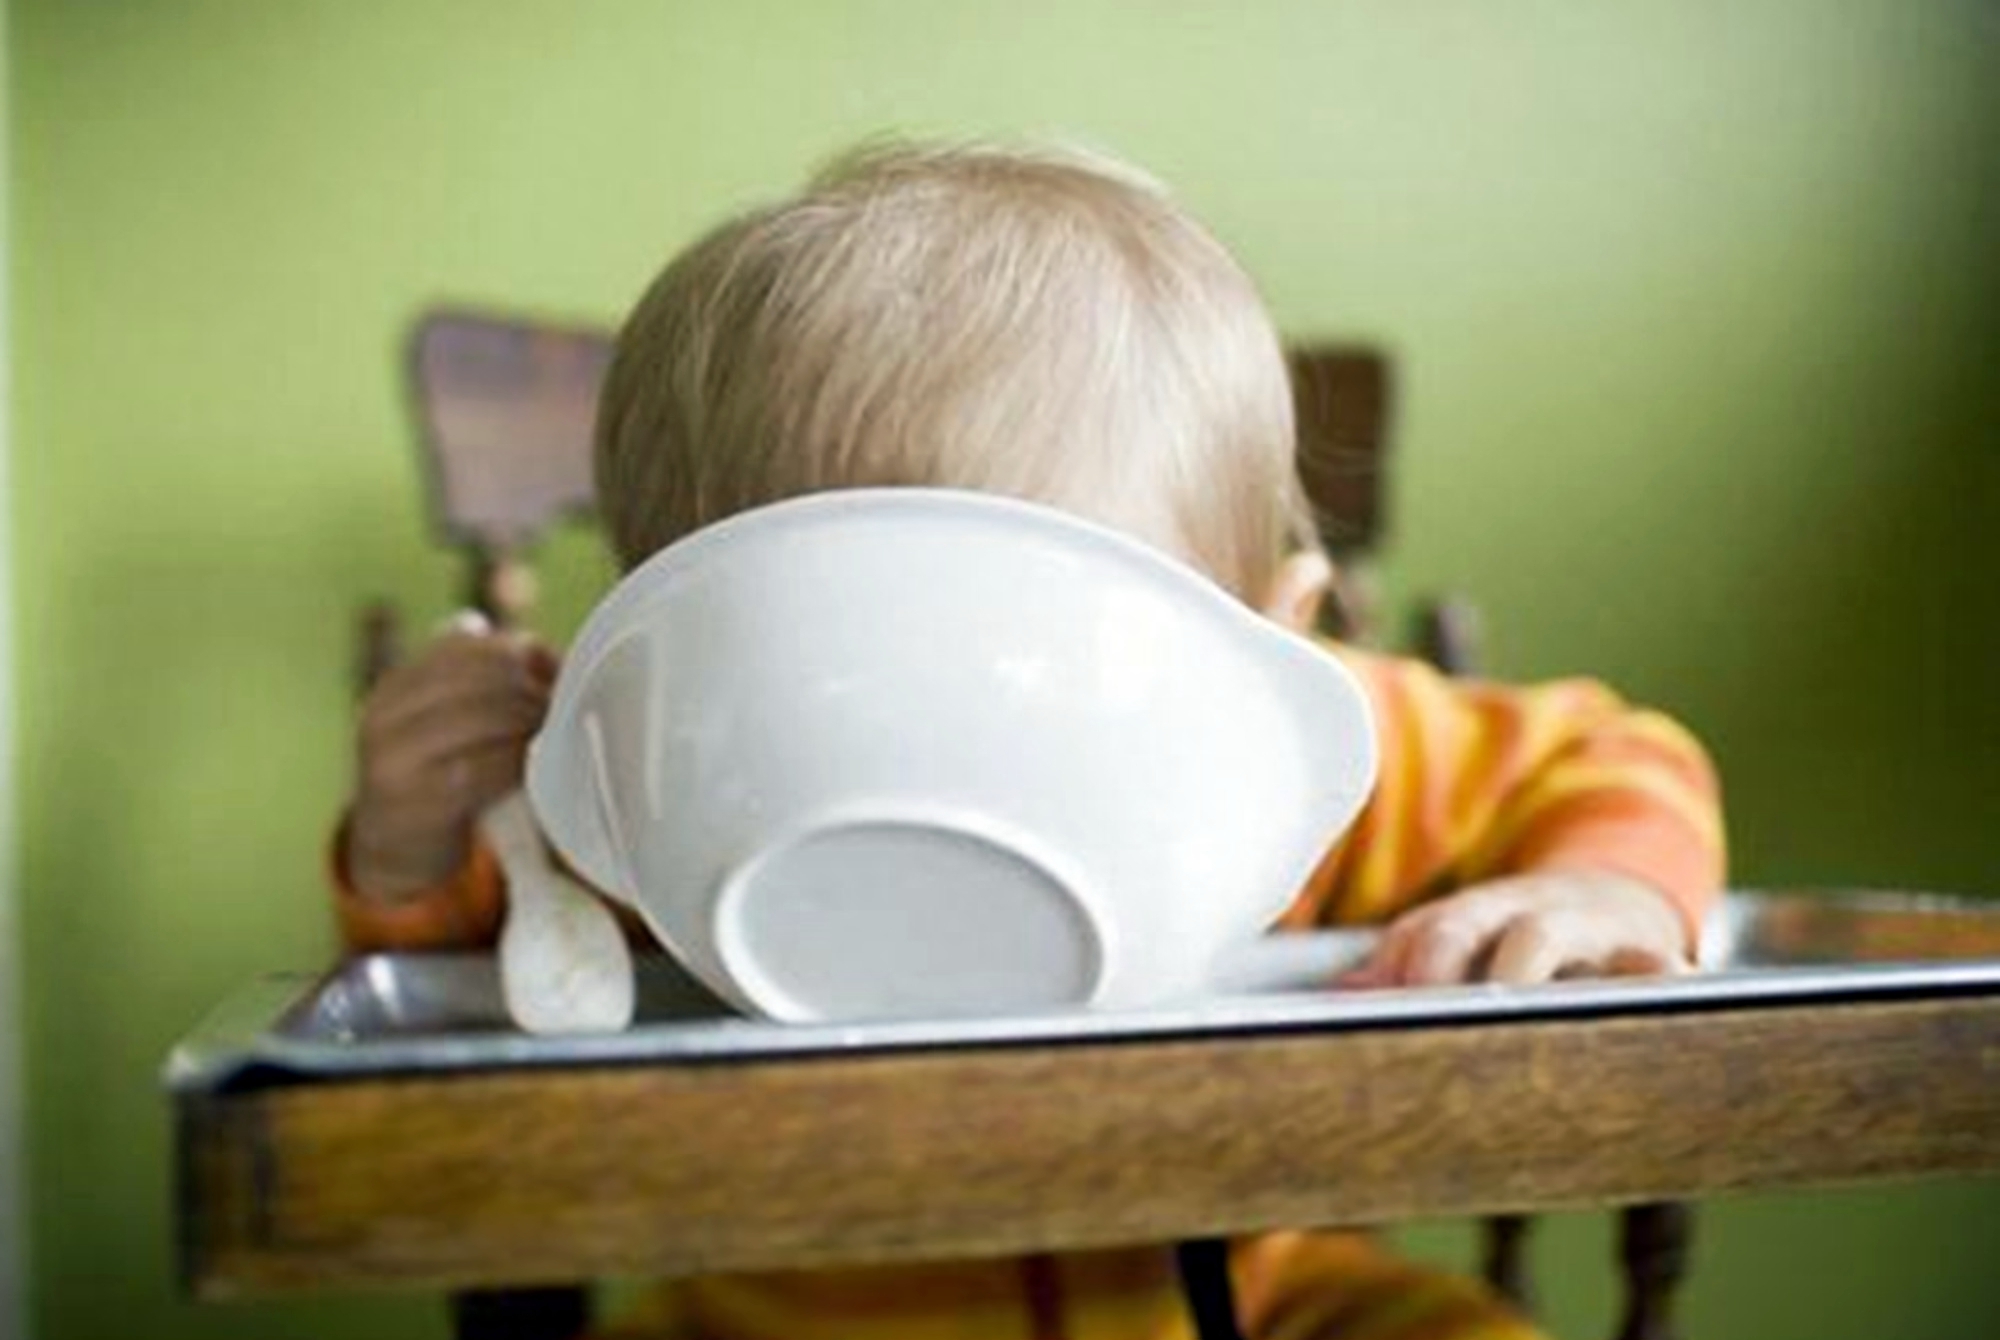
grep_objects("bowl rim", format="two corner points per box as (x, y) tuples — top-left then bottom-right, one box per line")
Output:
(554, 486), (1286, 696)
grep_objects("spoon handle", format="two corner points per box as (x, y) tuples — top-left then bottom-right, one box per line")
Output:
(485, 791), (637, 1035)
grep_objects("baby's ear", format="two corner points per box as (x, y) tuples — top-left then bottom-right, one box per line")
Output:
(1259, 551), (1333, 635)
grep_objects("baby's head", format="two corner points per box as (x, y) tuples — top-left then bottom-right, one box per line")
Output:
(595, 141), (1313, 606)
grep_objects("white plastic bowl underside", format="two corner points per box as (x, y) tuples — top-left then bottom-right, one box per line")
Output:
(528, 489), (1379, 1023)
(714, 817), (1107, 1022)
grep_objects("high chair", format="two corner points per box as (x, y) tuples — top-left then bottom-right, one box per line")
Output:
(173, 310), (2000, 1340)
(384, 312), (1668, 1337)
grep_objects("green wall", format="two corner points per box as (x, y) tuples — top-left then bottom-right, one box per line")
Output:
(0, 0), (21, 1330)
(11, 2), (1997, 1338)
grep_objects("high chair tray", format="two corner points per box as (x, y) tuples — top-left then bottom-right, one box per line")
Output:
(168, 889), (2000, 1093)
(172, 887), (2000, 1300)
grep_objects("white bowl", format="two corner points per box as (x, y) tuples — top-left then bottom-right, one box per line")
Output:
(526, 489), (1377, 1022)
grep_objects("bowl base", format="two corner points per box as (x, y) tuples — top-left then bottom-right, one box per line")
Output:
(714, 816), (1107, 1022)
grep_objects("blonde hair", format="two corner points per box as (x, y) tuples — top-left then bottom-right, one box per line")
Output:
(594, 141), (1304, 598)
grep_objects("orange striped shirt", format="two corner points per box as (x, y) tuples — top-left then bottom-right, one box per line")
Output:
(1285, 646), (1722, 947)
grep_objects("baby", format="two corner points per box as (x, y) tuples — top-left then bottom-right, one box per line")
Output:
(336, 142), (1723, 1340)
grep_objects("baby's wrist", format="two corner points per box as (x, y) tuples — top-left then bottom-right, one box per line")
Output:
(345, 803), (470, 902)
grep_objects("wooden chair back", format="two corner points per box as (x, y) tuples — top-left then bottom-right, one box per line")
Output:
(388, 316), (1402, 633)
(408, 309), (613, 625)
(408, 310), (609, 551)
(1289, 345), (1394, 558)
(359, 311), (613, 690)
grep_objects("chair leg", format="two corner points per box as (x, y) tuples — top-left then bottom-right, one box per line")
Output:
(451, 1285), (591, 1340)
(1176, 1238), (1245, 1340)
(1481, 1213), (1537, 1313)
(1614, 1202), (1693, 1340)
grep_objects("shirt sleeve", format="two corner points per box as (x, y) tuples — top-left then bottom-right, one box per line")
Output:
(1285, 644), (1726, 948)
(328, 812), (507, 953)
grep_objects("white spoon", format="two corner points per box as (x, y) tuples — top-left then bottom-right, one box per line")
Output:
(483, 789), (636, 1034)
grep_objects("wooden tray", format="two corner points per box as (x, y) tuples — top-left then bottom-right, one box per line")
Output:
(169, 889), (2000, 1298)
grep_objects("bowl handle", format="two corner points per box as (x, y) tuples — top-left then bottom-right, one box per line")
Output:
(1257, 629), (1381, 915)
(524, 711), (640, 906)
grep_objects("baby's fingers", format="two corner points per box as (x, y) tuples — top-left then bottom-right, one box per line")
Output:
(1396, 920), (1487, 986)
(1486, 916), (1569, 985)
(432, 738), (538, 814)
(1487, 916), (1687, 986)
(361, 696), (545, 797)
(366, 642), (551, 733)
(1602, 945), (1689, 979)
(1397, 897), (1533, 986)
(1336, 920), (1432, 992)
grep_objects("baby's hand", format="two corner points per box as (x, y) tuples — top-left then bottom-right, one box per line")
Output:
(1343, 872), (1690, 988)
(346, 617), (559, 900)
